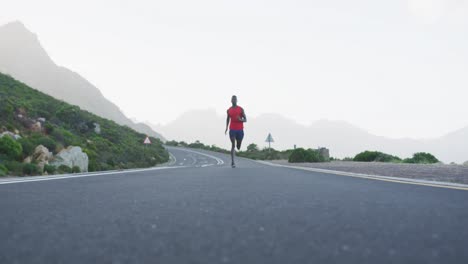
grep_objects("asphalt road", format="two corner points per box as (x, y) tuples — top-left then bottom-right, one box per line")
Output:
(1, 147), (468, 264)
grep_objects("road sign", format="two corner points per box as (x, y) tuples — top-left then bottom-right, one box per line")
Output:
(143, 136), (151, 144)
(265, 133), (274, 143)
(265, 133), (274, 151)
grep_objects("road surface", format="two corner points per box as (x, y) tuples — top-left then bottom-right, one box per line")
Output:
(1, 147), (467, 263)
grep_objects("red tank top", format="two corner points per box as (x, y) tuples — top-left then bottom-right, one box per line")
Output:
(228, 106), (244, 130)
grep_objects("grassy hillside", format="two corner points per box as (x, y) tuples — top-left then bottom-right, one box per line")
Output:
(0, 72), (168, 176)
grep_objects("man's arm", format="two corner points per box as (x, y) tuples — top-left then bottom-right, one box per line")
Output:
(225, 110), (230, 134)
(240, 108), (247, 123)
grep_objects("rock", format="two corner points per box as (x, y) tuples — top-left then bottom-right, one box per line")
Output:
(94, 123), (101, 134)
(38, 117), (46, 123)
(0, 131), (21, 140)
(51, 146), (88, 172)
(463, 161), (468, 167)
(31, 121), (42, 132)
(23, 156), (32, 163)
(32, 145), (51, 171)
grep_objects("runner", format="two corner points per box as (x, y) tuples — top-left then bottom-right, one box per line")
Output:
(225, 95), (247, 168)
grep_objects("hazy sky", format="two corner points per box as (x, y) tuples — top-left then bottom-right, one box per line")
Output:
(2, 0), (468, 139)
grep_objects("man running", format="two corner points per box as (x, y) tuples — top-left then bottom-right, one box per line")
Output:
(225, 95), (247, 168)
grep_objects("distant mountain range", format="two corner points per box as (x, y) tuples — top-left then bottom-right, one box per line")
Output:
(0, 21), (165, 140)
(151, 109), (468, 163)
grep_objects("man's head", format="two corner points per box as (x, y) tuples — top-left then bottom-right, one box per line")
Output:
(231, 95), (237, 106)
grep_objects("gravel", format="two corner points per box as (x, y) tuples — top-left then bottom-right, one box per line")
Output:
(269, 160), (468, 184)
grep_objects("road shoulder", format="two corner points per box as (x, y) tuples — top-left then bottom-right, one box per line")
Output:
(257, 160), (468, 191)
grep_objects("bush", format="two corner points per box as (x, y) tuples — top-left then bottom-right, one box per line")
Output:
(43, 164), (56, 174)
(165, 140), (179, 146)
(188, 140), (205, 149)
(18, 138), (35, 157)
(404, 152), (439, 164)
(246, 143), (259, 152)
(4, 161), (24, 176)
(0, 164), (7, 176)
(0, 135), (23, 160)
(33, 136), (57, 153)
(353, 151), (401, 163)
(289, 148), (308, 163)
(288, 148), (323, 163)
(22, 163), (39, 176)
(57, 165), (72, 174)
(72, 166), (81, 173)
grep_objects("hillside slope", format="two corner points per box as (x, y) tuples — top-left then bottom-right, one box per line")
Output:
(0, 72), (168, 176)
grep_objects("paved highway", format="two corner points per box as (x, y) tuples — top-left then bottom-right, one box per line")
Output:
(1, 147), (467, 263)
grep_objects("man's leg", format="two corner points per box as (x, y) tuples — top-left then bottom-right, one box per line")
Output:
(236, 140), (242, 151)
(230, 134), (236, 167)
(236, 130), (244, 151)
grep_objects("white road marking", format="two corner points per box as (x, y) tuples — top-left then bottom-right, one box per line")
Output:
(175, 148), (225, 165)
(0, 166), (182, 185)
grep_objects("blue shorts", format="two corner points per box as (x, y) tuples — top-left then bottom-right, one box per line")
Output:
(229, 130), (244, 141)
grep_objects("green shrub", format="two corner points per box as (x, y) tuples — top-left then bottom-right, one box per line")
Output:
(44, 123), (54, 134)
(4, 161), (24, 176)
(33, 137), (57, 153)
(353, 151), (401, 163)
(18, 138), (35, 157)
(0, 164), (8, 176)
(43, 164), (56, 174)
(22, 163), (39, 176)
(72, 166), (81, 173)
(289, 148), (324, 163)
(188, 140), (205, 149)
(289, 148), (307, 162)
(246, 143), (259, 152)
(57, 165), (72, 174)
(404, 152), (439, 164)
(0, 135), (23, 160)
(165, 140), (179, 146)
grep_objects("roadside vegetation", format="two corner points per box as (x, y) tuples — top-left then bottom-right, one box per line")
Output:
(352, 151), (439, 164)
(167, 140), (441, 165)
(0, 72), (168, 176)
(166, 140), (328, 162)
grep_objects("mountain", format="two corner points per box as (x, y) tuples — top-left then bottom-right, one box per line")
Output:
(151, 109), (467, 163)
(0, 72), (168, 175)
(0, 21), (165, 140)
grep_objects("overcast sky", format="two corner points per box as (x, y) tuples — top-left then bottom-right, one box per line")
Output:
(2, 0), (467, 139)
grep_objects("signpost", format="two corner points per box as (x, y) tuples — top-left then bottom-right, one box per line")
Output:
(265, 133), (274, 151)
(143, 136), (151, 160)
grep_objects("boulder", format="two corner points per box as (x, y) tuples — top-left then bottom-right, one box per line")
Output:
(31, 121), (42, 132)
(51, 146), (88, 172)
(23, 156), (32, 163)
(32, 145), (51, 170)
(463, 161), (468, 167)
(93, 123), (101, 134)
(0, 131), (21, 140)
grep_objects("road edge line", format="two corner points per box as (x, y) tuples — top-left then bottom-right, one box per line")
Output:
(0, 166), (182, 185)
